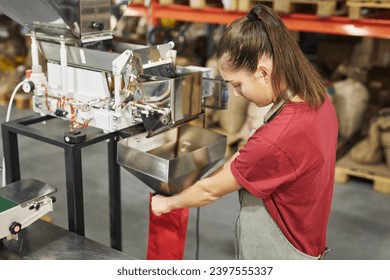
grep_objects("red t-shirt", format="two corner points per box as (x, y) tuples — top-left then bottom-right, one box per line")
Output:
(231, 96), (338, 257)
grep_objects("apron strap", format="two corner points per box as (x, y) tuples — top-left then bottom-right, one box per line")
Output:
(263, 90), (294, 124)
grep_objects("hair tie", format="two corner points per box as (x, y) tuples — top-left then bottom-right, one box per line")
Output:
(246, 10), (260, 22)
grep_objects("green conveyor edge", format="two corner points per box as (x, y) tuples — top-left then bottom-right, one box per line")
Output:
(0, 196), (18, 213)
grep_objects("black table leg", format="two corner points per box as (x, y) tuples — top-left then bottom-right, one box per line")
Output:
(2, 126), (20, 184)
(108, 136), (122, 251)
(64, 145), (85, 236)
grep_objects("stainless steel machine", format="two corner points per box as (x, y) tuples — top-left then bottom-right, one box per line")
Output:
(0, 179), (57, 241)
(0, 0), (228, 196)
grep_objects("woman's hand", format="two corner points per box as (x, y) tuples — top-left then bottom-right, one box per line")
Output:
(151, 194), (172, 216)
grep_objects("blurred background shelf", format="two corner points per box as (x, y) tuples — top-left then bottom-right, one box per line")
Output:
(126, 0), (390, 38)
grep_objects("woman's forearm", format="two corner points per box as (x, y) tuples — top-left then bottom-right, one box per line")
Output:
(167, 178), (221, 210)
(151, 158), (241, 215)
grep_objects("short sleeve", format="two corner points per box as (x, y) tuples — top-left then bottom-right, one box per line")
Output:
(231, 134), (297, 198)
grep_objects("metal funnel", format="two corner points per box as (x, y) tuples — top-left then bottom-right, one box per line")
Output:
(117, 124), (227, 196)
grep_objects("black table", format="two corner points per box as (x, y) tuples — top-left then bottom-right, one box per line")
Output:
(1, 115), (124, 250)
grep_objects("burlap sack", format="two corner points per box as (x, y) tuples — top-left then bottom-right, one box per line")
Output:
(381, 130), (390, 171)
(333, 78), (369, 140)
(378, 112), (390, 171)
(238, 102), (272, 143)
(349, 110), (390, 165)
(349, 117), (383, 164)
(218, 95), (249, 135)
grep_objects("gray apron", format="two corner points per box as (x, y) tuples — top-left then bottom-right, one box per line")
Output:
(235, 94), (328, 260)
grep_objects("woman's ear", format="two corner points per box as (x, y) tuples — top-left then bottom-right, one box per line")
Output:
(255, 65), (269, 82)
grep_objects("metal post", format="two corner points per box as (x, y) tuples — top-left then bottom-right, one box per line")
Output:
(64, 145), (85, 236)
(108, 136), (122, 251)
(1, 125), (21, 184)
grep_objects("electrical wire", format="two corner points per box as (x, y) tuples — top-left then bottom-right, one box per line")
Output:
(194, 107), (226, 259)
(194, 109), (209, 260)
(195, 206), (200, 260)
(194, 106), (209, 260)
(2, 80), (25, 187)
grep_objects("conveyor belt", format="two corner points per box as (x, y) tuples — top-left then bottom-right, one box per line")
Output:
(0, 196), (17, 213)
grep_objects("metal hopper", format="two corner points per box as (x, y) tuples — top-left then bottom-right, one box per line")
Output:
(0, 0), (112, 43)
(117, 124), (227, 196)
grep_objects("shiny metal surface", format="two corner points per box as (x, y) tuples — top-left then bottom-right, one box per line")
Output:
(0, 0), (111, 42)
(0, 178), (57, 240)
(117, 124), (227, 195)
(0, 220), (131, 260)
(39, 41), (175, 71)
(171, 68), (203, 123)
(0, 178), (57, 208)
(203, 78), (229, 110)
(141, 69), (203, 126)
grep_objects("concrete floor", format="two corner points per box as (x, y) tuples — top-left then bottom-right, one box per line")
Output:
(1, 105), (389, 260)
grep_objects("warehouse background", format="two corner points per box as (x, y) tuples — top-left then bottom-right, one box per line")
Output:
(1, 0), (390, 260)
(0, 105), (389, 259)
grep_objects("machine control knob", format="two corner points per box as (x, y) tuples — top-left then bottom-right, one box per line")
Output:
(22, 81), (35, 93)
(9, 222), (22, 235)
(64, 130), (86, 144)
(92, 22), (104, 31)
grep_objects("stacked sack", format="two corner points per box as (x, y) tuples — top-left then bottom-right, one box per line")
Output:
(349, 108), (390, 171)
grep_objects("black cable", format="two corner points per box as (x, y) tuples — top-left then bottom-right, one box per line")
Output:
(195, 207), (200, 260)
(196, 103), (208, 260)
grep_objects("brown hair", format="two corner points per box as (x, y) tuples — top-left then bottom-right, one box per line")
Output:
(216, 5), (325, 109)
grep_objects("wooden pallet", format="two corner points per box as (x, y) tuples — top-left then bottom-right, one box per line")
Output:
(187, 0), (273, 11)
(159, 0), (191, 5)
(244, 0), (275, 11)
(347, 0), (390, 19)
(159, 0), (222, 8)
(189, 0), (234, 9)
(349, 0), (390, 3)
(335, 156), (390, 195)
(274, 0), (346, 17)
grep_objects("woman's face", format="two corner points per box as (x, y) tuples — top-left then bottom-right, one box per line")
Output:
(218, 56), (275, 107)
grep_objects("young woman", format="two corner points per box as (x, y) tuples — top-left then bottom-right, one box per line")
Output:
(151, 5), (338, 260)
